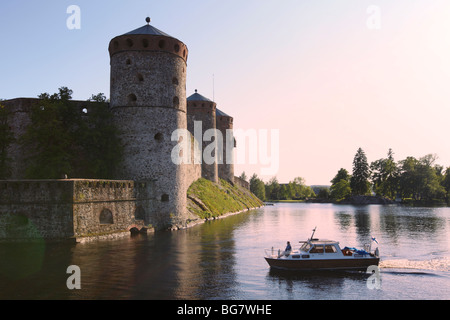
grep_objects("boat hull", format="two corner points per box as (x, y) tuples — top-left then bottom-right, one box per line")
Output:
(265, 257), (379, 271)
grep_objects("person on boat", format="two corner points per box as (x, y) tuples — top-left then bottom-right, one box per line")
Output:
(285, 241), (292, 253)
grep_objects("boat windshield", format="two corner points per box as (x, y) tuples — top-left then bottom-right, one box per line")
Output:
(300, 242), (311, 252)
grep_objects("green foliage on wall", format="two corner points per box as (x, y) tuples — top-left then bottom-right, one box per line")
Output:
(0, 102), (15, 179)
(20, 87), (123, 179)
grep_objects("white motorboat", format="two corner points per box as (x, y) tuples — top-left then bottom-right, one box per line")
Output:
(264, 228), (380, 271)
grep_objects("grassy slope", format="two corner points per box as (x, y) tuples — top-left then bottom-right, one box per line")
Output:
(187, 178), (264, 219)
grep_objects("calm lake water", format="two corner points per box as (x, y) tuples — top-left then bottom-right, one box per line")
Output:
(1, 203), (449, 300)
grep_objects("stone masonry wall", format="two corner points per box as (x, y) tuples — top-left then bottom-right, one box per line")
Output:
(0, 180), (153, 241)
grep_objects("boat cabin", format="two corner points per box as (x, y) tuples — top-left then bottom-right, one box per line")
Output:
(300, 240), (340, 254)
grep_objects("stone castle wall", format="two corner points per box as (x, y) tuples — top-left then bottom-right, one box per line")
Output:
(0, 179), (153, 241)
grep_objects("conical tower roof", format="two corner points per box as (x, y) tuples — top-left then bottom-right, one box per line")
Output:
(123, 17), (174, 38)
(187, 90), (213, 102)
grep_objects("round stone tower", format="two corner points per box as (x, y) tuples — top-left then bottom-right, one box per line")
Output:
(108, 18), (189, 228)
(187, 90), (219, 183)
(216, 109), (235, 184)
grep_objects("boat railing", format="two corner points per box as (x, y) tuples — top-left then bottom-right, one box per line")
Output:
(265, 247), (290, 258)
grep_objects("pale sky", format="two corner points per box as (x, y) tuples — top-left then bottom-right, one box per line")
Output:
(2, 1), (450, 185)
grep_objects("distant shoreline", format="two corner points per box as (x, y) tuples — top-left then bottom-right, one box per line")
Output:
(265, 195), (449, 207)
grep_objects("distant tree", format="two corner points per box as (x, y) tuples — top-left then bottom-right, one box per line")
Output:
(279, 184), (289, 200)
(330, 179), (352, 201)
(350, 148), (371, 195)
(288, 177), (315, 199)
(442, 168), (450, 202)
(249, 173), (266, 201)
(0, 103), (15, 179)
(265, 176), (280, 200)
(316, 187), (330, 199)
(331, 168), (350, 185)
(370, 149), (399, 199)
(329, 168), (351, 201)
(398, 154), (445, 201)
(239, 171), (248, 182)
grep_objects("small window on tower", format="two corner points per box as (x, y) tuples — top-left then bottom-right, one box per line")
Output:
(137, 73), (144, 82)
(154, 133), (163, 141)
(142, 38), (149, 48)
(126, 58), (132, 65)
(128, 94), (137, 105)
(158, 40), (165, 49)
(173, 96), (180, 108)
(172, 77), (178, 85)
(161, 194), (169, 202)
(126, 38), (133, 47)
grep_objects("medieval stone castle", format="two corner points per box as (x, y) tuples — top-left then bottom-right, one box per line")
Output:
(0, 19), (248, 241)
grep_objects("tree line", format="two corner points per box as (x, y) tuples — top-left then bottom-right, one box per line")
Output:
(329, 147), (450, 204)
(245, 147), (450, 205)
(242, 172), (315, 202)
(0, 87), (123, 180)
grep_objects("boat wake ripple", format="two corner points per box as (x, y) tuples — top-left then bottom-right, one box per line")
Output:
(380, 257), (450, 275)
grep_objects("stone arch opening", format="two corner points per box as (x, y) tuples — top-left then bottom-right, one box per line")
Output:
(99, 209), (114, 225)
(129, 227), (140, 235)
